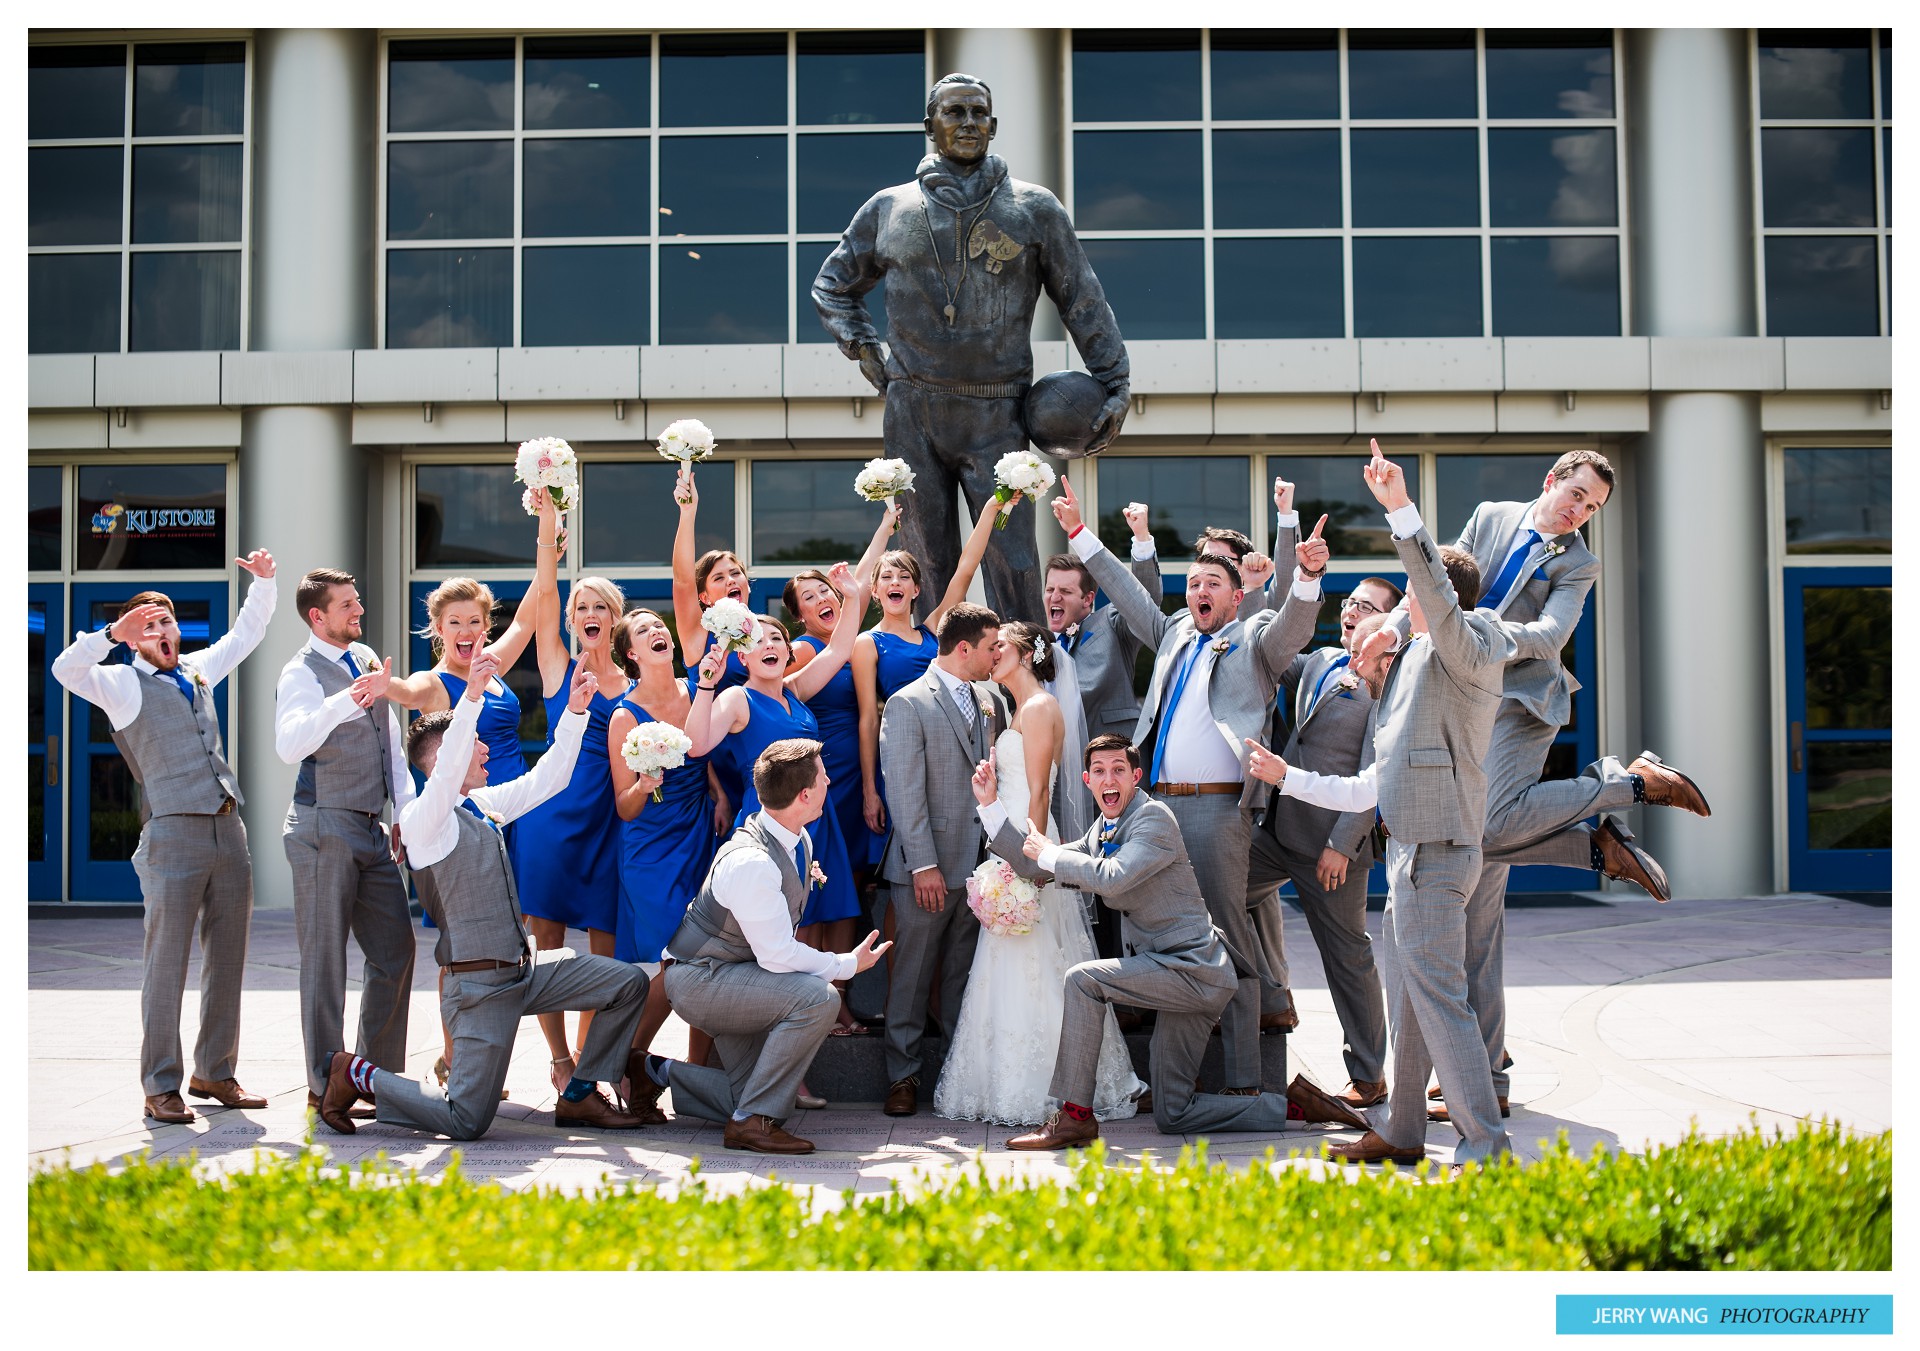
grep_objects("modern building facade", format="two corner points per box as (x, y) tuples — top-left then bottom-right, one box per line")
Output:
(27, 28), (1891, 908)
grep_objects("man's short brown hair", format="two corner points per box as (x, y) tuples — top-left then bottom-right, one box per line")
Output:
(119, 590), (176, 621)
(405, 710), (455, 772)
(1548, 448), (1616, 494)
(1438, 546), (1482, 611)
(1354, 575), (1404, 609)
(1083, 733), (1141, 771)
(1192, 527), (1253, 561)
(754, 738), (823, 811)
(936, 601), (1000, 654)
(297, 567), (356, 622)
(1043, 554), (1095, 596)
(1190, 551), (1243, 592)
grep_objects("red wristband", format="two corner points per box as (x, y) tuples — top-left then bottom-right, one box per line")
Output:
(1068, 524), (1086, 539)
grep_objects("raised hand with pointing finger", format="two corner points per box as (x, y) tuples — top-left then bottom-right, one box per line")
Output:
(971, 749), (999, 806)
(1362, 437), (1413, 512)
(1295, 514), (1330, 579)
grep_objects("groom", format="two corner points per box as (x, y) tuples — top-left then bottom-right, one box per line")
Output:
(877, 602), (1010, 1116)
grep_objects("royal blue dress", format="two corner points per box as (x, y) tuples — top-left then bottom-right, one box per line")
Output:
(698, 632), (753, 815)
(614, 695), (717, 964)
(713, 685), (860, 927)
(867, 624), (940, 852)
(795, 633), (884, 872)
(514, 658), (629, 934)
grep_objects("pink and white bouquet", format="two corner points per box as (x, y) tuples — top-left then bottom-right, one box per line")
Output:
(966, 857), (1041, 937)
(621, 722), (694, 803)
(700, 597), (760, 657)
(515, 437), (578, 514)
(854, 457), (916, 510)
(991, 450), (1056, 530)
(656, 419), (717, 465)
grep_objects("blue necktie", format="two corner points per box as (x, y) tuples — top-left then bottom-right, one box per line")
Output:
(1147, 636), (1206, 788)
(1303, 654), (1351, 722)
(339, 650), (361, 679)
(461, 799), (500, 834)
(794, 840), (809, 882)
(1481, 529), (1542, 613)
(164, 668), (196, 705)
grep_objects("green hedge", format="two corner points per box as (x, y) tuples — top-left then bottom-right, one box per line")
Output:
(29, 1121), (1889, 1271)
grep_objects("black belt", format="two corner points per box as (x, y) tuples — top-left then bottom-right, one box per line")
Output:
(445, 956), (527, 974)
(902, 373), (1029, 400)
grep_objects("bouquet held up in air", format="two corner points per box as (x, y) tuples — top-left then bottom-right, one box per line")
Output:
(658, 419), (717, 503)
(991, 451), (1056, 530)
(621, 722), (694, 803)
(854, 457), (915, 530)
(701, 597), (760, 657)
(515, 437), (578, 515)
(966, 857), (1041, 937)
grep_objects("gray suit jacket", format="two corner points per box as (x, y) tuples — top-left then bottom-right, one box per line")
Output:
(879, 668), (1011, 887)
(1066, 550), (1161, 738)
(1373, 525), (1522, 846)
(1086, 538), (1323, 809)
(1267, 646), (1378, 865)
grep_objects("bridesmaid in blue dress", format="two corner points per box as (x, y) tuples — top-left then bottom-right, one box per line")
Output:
(520, 573), (634, 1085)
(671, 462), (753, 808)
(607, 607), (720, 1077)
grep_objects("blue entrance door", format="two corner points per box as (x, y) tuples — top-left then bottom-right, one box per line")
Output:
(29, 584), (65, 900)
(1783, 567), (1891, 892)
(66, 582), (230, 901)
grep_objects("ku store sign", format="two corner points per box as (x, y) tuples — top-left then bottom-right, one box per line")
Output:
(90, 503), (221, 538)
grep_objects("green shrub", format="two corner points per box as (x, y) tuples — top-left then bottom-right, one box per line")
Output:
(27, 1120), (1889, 1271)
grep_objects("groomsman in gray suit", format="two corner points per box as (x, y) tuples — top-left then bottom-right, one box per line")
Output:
(649, 739), (893, 1153)
(1050, 477), (1324, 1094)
(52, 551), (278, 1125)
(318, 653), (656, 1139)
(984, 736), (1364, 1149)
(877, 602), (1009, 1116)
(275, 568), (416, 1110)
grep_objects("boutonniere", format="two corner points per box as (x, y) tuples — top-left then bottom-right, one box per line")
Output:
(1542, 541), (1568, 559)
(1210, 639), (1235, 656)
(1333, 672), (1361, 694)
(976, 691), (994, 720)
(190, 670), (210, 692)
(809, 860), (828, 891)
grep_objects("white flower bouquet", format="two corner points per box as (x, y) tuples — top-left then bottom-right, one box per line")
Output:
(514, 437), (578, 514)
(657, 419), (717, 465)
(700, 597), (760, 657)
(621, 722), (694, 803)
(991, 450), (1057, 529)
(965, 857), (1041, 937)
(853, 456), (916, 520)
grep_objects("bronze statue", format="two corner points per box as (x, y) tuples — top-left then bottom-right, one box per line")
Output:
(812, 74), (1131, 624)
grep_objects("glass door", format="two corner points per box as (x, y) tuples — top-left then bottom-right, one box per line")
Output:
(28, 585), (64, 900)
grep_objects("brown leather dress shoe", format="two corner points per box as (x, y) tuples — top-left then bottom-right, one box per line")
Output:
(143, 1091), (196, 1125)
(554, 1087), (654, 1130)
(1627, 751), (1712, 817)
(317, 1051), (361, 1135)
(617, 1053), (671, 1125)
(1007, 1111), (1100, 1152)
(307, 1090), (376, 1119)
(1286, 1074), (1369, 1129)
(1325, 1130), (1426, 1165)
(1259, 1006), (1299, 1033)
(1429, 1096), (1510, 1123)
(1596, 819), (1671, 901)
(883, 1076), (918, 1117)
(1339, 1079), (1389, 1109)
(723, 1114), (814, 1154)
(187, 1076), (267, 1109)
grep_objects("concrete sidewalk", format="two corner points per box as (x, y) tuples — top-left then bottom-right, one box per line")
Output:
(27, 892), (1890, 1200)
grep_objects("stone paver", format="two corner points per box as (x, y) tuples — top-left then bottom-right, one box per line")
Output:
(28, 893), (1890, 1203)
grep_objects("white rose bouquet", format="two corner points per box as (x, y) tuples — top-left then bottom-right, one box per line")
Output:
(853, 457), (915, 531)
(621, 722), (694, 803)
(991, 450), (1057, 530)
(657, 419), (717, 466)
(700, 597), (760, 658)
(515, 437), (578, 514)
(965, 857), (1041, 937)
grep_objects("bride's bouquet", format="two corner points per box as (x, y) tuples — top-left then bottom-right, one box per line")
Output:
(966, 858), (1041, 937)
(853, 457), (915, 529)
(657, 418), (717, 466)
(515, 437), (578, 514)
(991, 450), (1056, 530)
(700, 597), (760, 657)
(621, 722), (693, 803)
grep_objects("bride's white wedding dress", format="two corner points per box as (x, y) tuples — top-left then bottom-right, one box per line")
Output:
(934, 727), (1145, 1125)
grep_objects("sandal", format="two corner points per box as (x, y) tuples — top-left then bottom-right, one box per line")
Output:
(549, 1054), (576, 1095)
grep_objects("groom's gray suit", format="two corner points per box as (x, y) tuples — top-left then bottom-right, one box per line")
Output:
(878, 666), (1011, 1087)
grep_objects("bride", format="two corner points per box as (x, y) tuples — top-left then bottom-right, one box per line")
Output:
(934, 621), (1144, 1125)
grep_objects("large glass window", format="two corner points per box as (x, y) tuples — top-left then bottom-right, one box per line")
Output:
(74, 463), (227, 572)
(1095, 457), (1249, 559)
(28, 40), (248, 353)
(1783, 448), (1890, 554)
(583, 462), (734, 566)
(751, 462), (875, 564)
(1272, 454), (1421, 559)
(1067, 29), (1625, 339)
(29, 466), (63, 573)
(1756, 30), (1892, 335)
(1434, 454), (1559, 542)
(415, 464), (532, 568)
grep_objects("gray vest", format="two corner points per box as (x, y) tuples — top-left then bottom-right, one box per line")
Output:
(413, 806), (529, 967)
(290, 646), (394, 812)
(668, 814), (808, 965)
(109, 669), (241, 822)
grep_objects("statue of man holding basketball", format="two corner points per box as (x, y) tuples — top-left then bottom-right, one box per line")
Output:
(811, 73), (1131, 625)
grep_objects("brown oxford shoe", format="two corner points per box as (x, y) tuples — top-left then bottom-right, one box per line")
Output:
(723, 1114), (815, 1154)
(187, 1076), (267, 1110)
(307, 1090), (375, 1119)
(883, 1076), (919, 1117)
(617, 1053), (671, 1126)
(143, 1091), (196, 1125)
(317, 1052), (361, 1135)
(1428, 1096), (1511, 1123)
(554, 1086), (655, 1130)
(1325, 1130), (1426, 1165)
(1627, 752), (1712, 817)
(1007, 1110), (1100, 1152)
(1259, 1006), (1299, 1034)
(1339, 1079), (1389, 1109)
(1286, 1074), (1369, 1129)
(1595, 819), (1671, 901)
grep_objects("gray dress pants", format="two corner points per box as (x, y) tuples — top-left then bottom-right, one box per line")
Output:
(132, 813), (252, 1096)
(882, 880), (981, 1085)
(663, 958), (840, 1121)
(1162, 794), (1263, 1089)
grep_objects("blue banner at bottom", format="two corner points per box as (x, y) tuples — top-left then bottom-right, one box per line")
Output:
(1557, 1296), (1891, 1335)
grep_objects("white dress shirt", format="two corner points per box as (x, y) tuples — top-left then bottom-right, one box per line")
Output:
(1278, 761), (1380, 815)
(710, 813), (857, 982)
(273, 633), (414, 809)
(398, 693), (587, 871)
(51, 573), (277, 731)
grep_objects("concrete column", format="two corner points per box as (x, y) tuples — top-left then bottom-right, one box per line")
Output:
(1626, 30), (1770, 896)
(240, 29), (376, 909)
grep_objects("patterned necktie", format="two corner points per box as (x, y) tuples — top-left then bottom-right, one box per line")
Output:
(955, 682), (979, 739)
(1481, 529), (1543, 612)
(1099, 818), (1120, 856)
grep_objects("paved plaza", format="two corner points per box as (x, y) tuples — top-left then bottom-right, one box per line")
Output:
(27, 892), (1890, 1202)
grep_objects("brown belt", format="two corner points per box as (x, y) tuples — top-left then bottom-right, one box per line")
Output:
(214, 797), (236, 816)
(1151, 781), (1241, 797)
(445, 956), (526, 974)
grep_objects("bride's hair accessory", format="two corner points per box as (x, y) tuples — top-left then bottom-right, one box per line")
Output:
(998, 620), (1057, 682)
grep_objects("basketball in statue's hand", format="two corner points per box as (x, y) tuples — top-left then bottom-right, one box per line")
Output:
(1023, 370), (1111, 459)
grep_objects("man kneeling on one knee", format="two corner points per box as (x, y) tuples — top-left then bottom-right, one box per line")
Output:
(319, 653), (658, 1139)
(639, 738), (891, 1155)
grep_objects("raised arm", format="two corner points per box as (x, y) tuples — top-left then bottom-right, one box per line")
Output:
(853, 501), (899, 590)
(487, 489), (562, 675)
(670, 464), (709, 667)
(191, 554), (279, 687)
(853, 635), (886, 833)
(925, 498), (1001, 632)
(1252, 517), (1328, 685)
(1045, 808), (1180, 896)
(471, 657), (592, 824)
(787, 562), (871, 703)
(682, 645), (750, 758)
(1054, 479), (1169, 648)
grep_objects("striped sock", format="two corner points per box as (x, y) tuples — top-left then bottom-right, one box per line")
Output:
(347, 1056), (378, 1098)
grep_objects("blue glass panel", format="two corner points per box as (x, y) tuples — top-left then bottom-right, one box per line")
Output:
(29, 45), (126, 139)
(797, 31), (925, 126)
(1348, 31), (1476, 120)
(797, 240), (887, 344)
(522, 246), (649, 346)
(1071, 30), (1201, 123)
(1484, 32), (1614, 118)
(386, 247), (513, 348)
(28, 146), (122, 246)
(524, 138), (651, 237)
(1213, 238), (1343, 340)
(415, 465), (526, 568)
(752, 461), (879, 563)
(1784, 448), (1890, 554)
(586, 461), (734, 565)
(1095, 457), (1248, 560)
(129, 251), (240, 351)
(524, 35), (651, 130)
(1210, 31), (1338, 121)
(1353, 237), (1481, 337)
(1762, 128), (1877, 227)
(1073, 130), (1203, 230)
(131, 143), (244, 243)
(387, 140), (513, 241)
(658, 134), (786, 236)
(1212, 129), (1340, 229)
(658, 243), (786, 344)
(1489, 128), (1617, 227)
(660, 33), (786, 128)
(388, 38), (514, 133)
(1765, 236), (1880, 336)
(1351, 129), (1479, 227)
(1280, 454), (1425, 562)
(1491, 237), (1620, 336)
(1435, 454), (1559, 543)
(29, 254), (119, 354)
(134, 42), (245, 136)
(798, 132), (923, 233)
(1881, 32), (1891, 118)
(30, 466), (61, 572)
(1082, 238), (1205, 340)
(1758, 31), (1873, 119)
